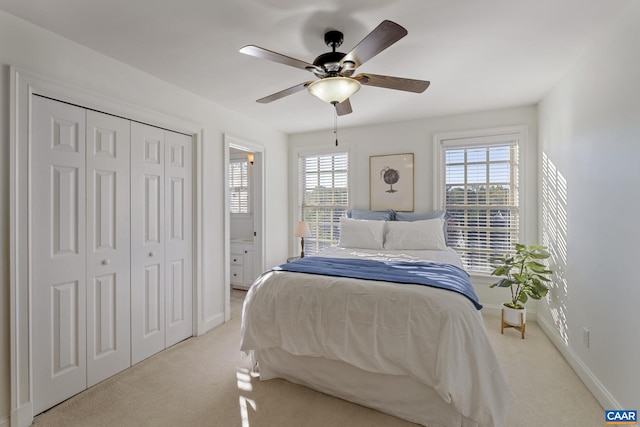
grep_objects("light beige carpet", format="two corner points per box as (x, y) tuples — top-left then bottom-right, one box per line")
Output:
(32, 290), (604, 427)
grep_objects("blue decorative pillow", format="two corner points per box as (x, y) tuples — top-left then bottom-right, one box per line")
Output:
(393, 210), (450, 245)
(347, 209), (394, 221)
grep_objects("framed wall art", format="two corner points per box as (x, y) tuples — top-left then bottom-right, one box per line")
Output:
(369, 153), (414, 211)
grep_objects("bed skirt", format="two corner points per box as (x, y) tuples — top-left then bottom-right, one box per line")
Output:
(254, 348), (480, 427)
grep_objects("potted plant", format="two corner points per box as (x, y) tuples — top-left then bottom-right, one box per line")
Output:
(490, 243), (553, 337)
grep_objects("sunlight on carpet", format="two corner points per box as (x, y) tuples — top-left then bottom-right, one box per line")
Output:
(238, 367), (260, 426)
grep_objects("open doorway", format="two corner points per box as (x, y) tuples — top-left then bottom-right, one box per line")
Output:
(223, 134), (265, 320)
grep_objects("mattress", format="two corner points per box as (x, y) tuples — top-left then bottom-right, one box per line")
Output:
(240, 247), (513, 426)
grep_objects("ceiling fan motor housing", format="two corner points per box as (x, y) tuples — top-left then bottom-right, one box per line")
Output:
(310, 30), (348, 75)
(313, 51), (346, 73)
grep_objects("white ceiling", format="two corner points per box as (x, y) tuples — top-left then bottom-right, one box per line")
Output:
(0, 0), (631, 134)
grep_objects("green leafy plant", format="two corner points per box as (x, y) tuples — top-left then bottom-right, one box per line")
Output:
(490, 243), (553, 309)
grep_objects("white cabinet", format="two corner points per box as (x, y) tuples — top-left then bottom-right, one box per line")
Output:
(230, 241), (256, 289)
(230, 243), (244, 286)
(243, 245), (255, 286)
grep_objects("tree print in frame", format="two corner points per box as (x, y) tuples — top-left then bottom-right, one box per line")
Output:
(369, 153), (414, 211)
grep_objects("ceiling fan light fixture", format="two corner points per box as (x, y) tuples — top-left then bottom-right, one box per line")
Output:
(307, 77), (361, 105)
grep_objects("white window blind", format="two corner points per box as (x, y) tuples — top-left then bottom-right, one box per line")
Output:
(299, 152), (349, 255)
(229, 159), (249, 214)
(441, 138), (520, 274)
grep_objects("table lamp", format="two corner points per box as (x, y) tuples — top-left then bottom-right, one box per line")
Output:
(295, 220), (311, 258)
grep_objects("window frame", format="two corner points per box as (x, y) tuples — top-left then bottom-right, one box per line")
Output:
(293, 146), (351, 256)
(433, 126), (527, 277)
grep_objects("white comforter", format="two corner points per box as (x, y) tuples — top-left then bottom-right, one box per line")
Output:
(240, 247), (514, 427)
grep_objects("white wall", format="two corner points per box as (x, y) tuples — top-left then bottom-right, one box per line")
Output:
(289, 105), (539, 314)
(0, 10), (289, 423)
(230, 216), (255, 240)
(537, 1), (640, 410)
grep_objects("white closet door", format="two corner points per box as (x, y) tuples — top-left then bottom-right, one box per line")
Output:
(164, 131), (193, 346)
(86, 110), (131, 386)
(131, 122), (166, 364)
(31, 96), (87, 414)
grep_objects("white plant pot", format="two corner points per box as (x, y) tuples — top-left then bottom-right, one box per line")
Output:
(502, 305), (526, 327)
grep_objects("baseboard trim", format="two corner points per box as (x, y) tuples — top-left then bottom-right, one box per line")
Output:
(537, 315), (620, 410)
(201, 312), (225, 334)
(10, 401), (33, 427)
(0, 416), (9, 427)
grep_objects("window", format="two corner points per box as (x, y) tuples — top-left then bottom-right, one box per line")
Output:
(298, 151), (349, 255)
(436, 129), (522, 274)
(229, 159), (249, 214)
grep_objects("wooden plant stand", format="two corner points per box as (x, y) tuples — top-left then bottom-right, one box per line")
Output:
(501, 309), (525, 339)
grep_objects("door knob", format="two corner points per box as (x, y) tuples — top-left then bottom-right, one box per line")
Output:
(149, 251), (155, 257)
(102, 259), (111, 265)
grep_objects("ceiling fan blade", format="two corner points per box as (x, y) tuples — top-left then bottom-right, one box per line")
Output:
(240, 45), (322, 73)
(335, 98), (353, 116)
(341, 20), (408, 69)
(256, 81), (314, 103)
(354, 73), (430, 93)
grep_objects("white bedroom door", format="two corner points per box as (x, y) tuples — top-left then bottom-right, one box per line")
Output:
(30, 95), (193, 413)
(85, 110), (132, 387)
(131, 122), (166, 364)
(164, 131), (193, 347)
(130, 123), (193, 364)
(31, 96), (88, 414)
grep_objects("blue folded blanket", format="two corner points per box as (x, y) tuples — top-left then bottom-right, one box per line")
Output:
(274, 256), (482, 310)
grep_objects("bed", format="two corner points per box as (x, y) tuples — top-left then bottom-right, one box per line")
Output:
(240, 217), (514, 427)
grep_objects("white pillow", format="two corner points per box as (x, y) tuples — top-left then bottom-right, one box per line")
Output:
(384, 218), (447, 250)
(337, 217), (385, 249)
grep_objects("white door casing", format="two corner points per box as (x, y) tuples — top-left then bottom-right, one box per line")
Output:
(85, 110), (131, 387)
(223, 134), (266, 322)
(31, 96), (88, 414)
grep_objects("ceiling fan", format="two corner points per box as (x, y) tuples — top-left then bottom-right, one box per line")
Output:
(239, 20), (430, 116)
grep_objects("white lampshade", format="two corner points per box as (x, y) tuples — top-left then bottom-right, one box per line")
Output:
(307, 77), (361, 104)
(295, 220), (311, 238)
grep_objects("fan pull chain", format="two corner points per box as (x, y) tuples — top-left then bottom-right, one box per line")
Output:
(333, 104), (338, 146)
